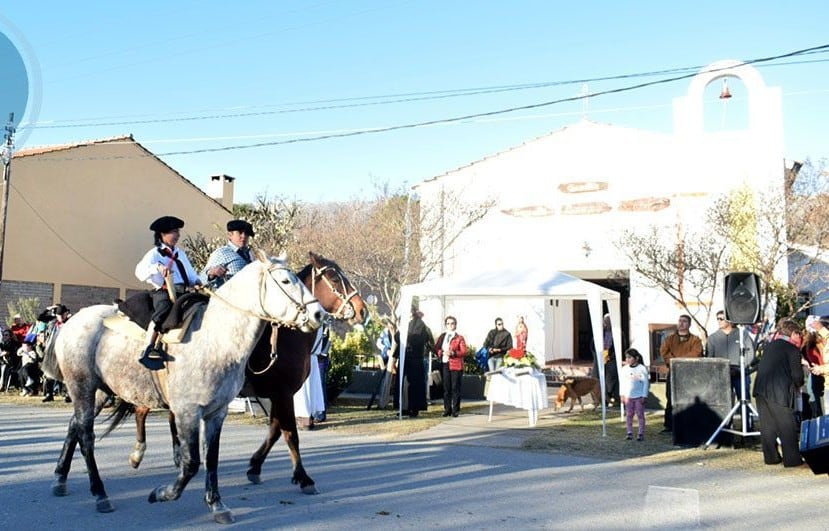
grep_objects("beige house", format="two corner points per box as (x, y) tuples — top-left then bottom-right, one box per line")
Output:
(0, 135), (235, 320)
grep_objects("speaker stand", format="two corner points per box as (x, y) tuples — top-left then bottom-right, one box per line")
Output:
(704, 325), (759, 449)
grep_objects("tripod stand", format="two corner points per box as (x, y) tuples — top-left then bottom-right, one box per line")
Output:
(704, 324), (759, 449)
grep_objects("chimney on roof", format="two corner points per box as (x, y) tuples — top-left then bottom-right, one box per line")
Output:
(208, 174), (235, 210)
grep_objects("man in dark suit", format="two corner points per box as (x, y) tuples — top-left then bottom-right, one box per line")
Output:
(752, 318), (808, 467)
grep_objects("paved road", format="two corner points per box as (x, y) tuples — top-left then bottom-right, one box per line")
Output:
(0, 402), (825, 530)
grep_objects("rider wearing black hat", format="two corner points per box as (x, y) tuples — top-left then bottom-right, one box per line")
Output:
(134, 215), (202, 370)
(200, 219), (256, 288)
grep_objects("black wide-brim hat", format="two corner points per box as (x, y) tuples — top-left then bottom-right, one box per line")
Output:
(150, 215), (185, 233)
(226, 219), (254, 236)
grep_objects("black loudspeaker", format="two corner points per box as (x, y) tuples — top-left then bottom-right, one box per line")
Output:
(671, 358), (731, 446)
(800, 415), (829, 474)
(724, 272), (761, 325)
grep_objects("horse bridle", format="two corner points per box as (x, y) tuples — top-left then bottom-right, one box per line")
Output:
(201, 261), (317, 326)
(310, 264), (359, 320)
(259, 262), (318, 328)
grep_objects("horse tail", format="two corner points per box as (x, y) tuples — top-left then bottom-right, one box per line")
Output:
(99, 399), (135, 439)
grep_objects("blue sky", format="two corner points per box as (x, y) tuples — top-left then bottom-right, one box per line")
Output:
(2, 1), (828, 203)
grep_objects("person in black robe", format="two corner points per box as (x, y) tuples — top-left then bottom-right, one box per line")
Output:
(402, 309), (434, 417)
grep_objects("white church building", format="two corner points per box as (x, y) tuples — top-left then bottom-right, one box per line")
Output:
(409, 60), (786, 368)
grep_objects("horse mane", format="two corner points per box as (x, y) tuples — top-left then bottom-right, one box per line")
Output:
(297, 263), (313, 282)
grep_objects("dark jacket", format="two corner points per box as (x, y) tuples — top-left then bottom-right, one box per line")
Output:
(483, 329), (513, 358)
(752, 337), (805, 409)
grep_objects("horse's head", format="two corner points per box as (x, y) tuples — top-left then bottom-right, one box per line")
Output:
(237, 251), (323, 333)
(300, 251), (369, 325)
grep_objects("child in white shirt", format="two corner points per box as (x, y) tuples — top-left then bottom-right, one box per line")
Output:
(620, 348), (649, 441)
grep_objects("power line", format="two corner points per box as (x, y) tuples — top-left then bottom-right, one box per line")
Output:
(15, 44), (829, 162)
(25, 54), (829, 131)
(155, 44), (829, 157)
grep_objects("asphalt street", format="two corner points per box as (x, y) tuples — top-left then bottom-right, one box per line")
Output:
(0, 402), (825, 530)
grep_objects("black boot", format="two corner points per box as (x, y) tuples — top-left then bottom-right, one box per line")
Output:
(139, 341), (167, 371)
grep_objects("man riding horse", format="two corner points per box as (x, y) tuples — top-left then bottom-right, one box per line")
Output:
(201, 219), (255, 288)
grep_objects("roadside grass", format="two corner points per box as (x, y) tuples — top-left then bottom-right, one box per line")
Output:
(522, 408), (771, 472)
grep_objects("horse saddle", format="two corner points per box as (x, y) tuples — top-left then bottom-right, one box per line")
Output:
(105, 292), (209, 344)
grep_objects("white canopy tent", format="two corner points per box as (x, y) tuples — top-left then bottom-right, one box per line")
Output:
(396, 266), (623, 435)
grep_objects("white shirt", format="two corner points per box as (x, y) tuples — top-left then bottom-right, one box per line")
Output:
(135, 245), (201, 289)
(619, 363), (650, 399)
(441, 331), (455, 363)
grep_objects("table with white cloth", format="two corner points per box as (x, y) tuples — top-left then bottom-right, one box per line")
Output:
(486, 368), (549, 427)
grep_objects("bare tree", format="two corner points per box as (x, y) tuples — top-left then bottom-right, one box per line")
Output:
(616, 158), (829, 336)
(287, 184), (493, 325)
(616, 224), (729, 338)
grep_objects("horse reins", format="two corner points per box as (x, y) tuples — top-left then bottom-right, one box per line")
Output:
(199, 263), (318, 328)
(248, 264), (352, 377)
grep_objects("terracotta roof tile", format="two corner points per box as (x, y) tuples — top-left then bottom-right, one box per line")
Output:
(13, 135), (134, 158)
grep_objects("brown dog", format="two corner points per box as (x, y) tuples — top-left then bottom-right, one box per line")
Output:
(554, 377), (601, 412)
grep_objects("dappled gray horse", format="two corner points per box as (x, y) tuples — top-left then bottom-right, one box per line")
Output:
(127, 252), (369, 495)
(52, 256), (323, 524)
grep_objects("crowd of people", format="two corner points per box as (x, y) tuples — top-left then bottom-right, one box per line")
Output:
(0, 305), (72, 402)
(371, 312), (530, 419)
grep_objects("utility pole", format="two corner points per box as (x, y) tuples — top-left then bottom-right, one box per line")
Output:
(0, 112), (16, 284)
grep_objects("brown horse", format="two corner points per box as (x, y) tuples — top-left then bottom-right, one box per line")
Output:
(125, 251), (367, 494)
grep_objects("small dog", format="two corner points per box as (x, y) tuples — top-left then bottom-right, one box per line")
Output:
(554, 377), (601, 412)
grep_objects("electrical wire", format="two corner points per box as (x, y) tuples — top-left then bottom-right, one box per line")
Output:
(8, 181), (133, 285)
(14, 44), (829, 161)
(26, 54), (829, 131)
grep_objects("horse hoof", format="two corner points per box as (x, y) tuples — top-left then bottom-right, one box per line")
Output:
(51, 479), (68, 497)
(129, 455), (142, 469)
(246, 472), (261, 485)
(301, 484), (319, 495)
(214, 510), (235, 525)
(148, 486), (163, 504)
(210, 501), (235, 525)
(96, 497), (115, 513)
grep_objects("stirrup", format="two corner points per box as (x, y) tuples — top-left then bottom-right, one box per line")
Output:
(139, 345), (167, 371)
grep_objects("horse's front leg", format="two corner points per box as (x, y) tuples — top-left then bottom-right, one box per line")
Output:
(246, 404), (283, 485)
(281, 423), (317, 494)
(203, 411), (233, 524)
(130, 406), (150, 469)
(148, 412), (200, 505)
(276, 397), (317, 494)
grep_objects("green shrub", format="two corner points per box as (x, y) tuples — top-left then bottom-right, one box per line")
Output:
(7, 297), (40, 326)
(463, 344), (484, 375)
(327, 326), (373, 400)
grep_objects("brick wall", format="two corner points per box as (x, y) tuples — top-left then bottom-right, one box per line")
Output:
(0, 280), (54, 325)
(61, 284), (120, 315)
